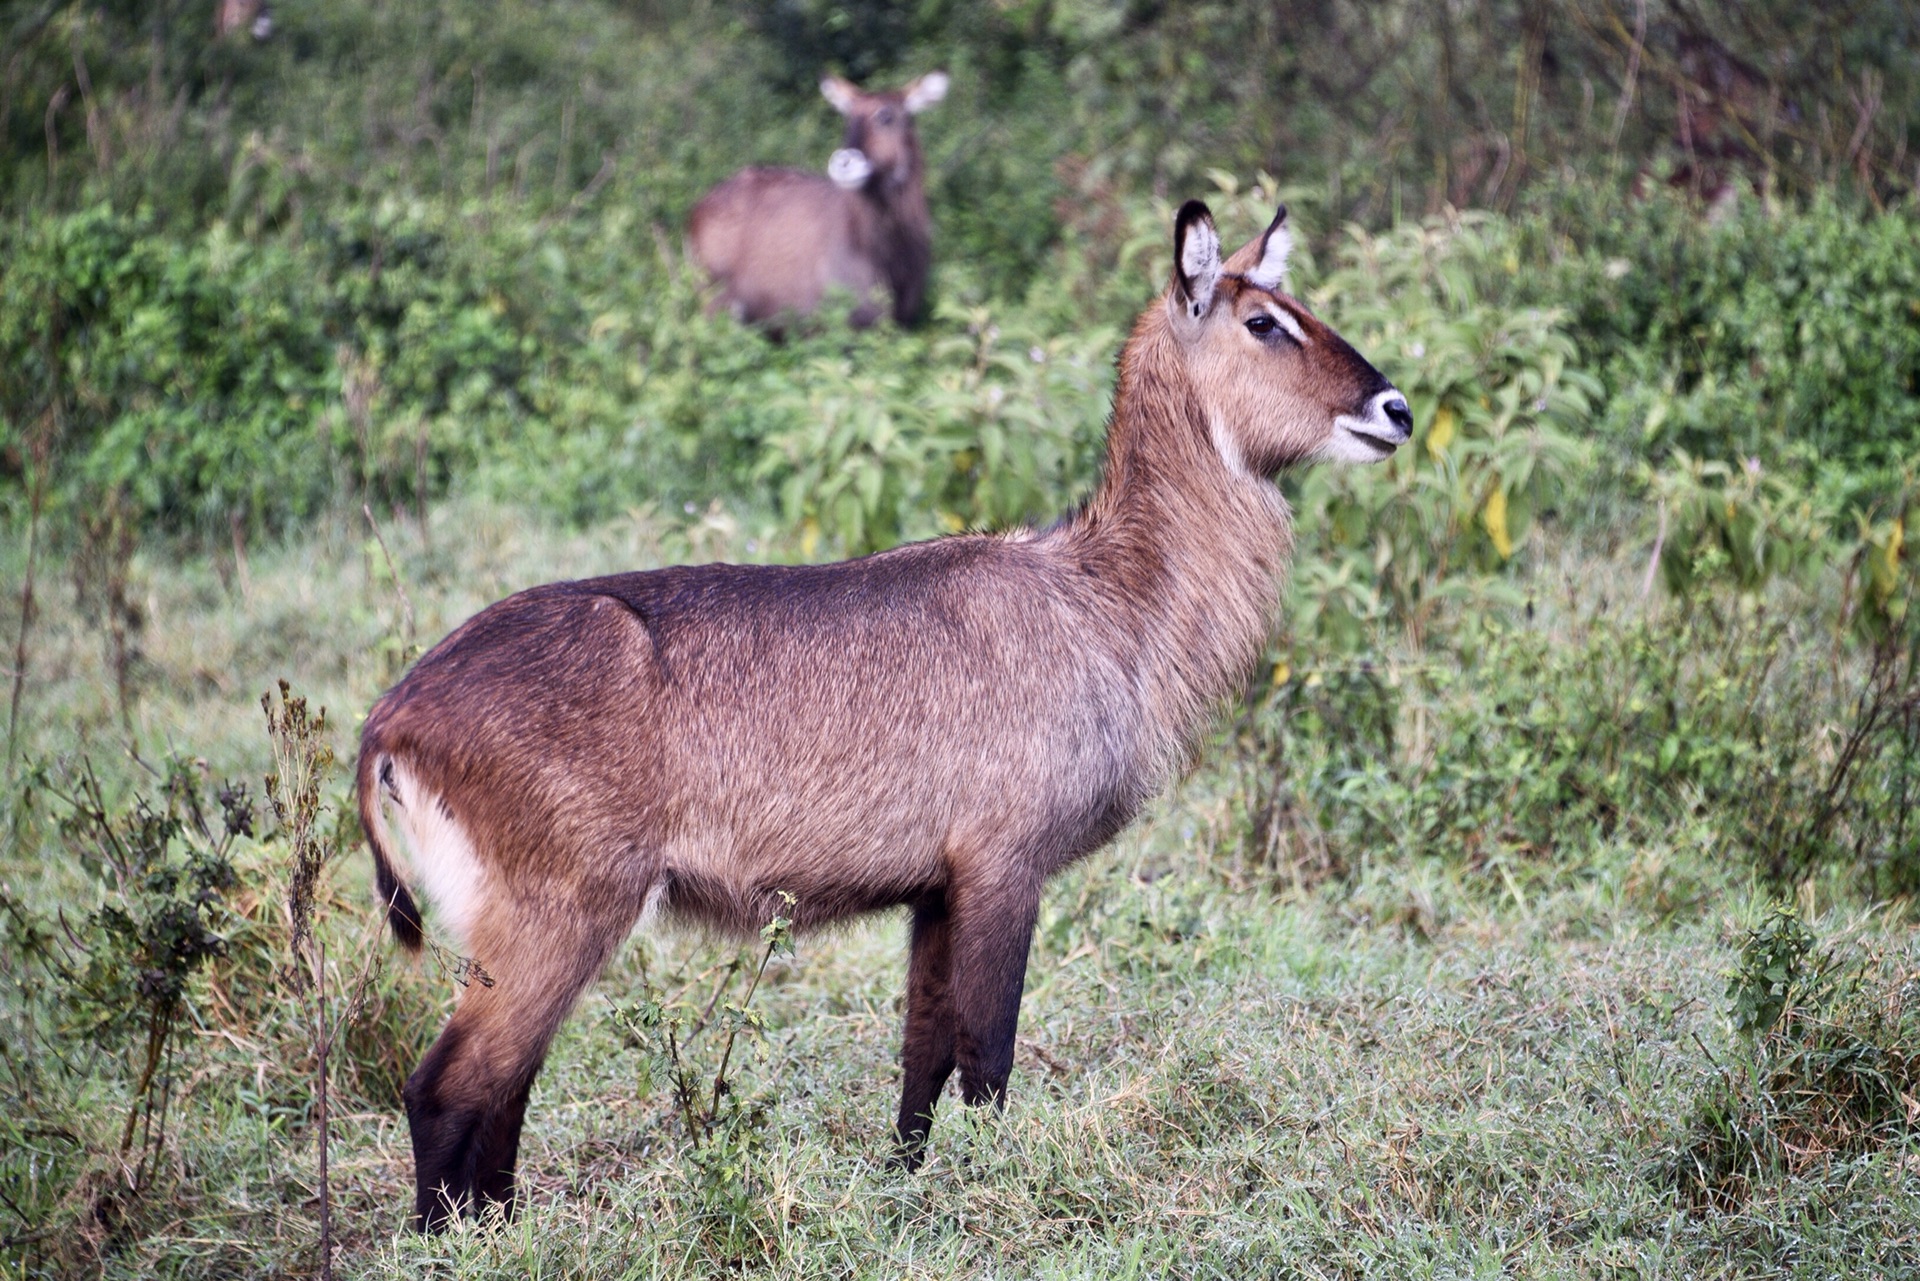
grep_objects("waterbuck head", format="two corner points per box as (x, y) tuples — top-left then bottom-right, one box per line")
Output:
(1168, 200), (1411, 473)
(821, 71), (948, 193)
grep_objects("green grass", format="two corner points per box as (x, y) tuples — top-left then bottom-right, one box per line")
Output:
(4, 499), (1916, 1278)
(4, 4), (1918, 1273)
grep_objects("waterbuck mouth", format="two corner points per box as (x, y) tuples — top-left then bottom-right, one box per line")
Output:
(1336, 390), (1413, 458)
(828, 148), (873, 190)
(1343, 426), (1403, 456)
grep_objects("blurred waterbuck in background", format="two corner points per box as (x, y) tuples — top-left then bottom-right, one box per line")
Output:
(213, 0), (271, 41)
(687, 72), (947, 329)
(359, 198), (1412, 1229)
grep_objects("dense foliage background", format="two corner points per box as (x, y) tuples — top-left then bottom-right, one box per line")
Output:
(1, 1), (1917, 1276)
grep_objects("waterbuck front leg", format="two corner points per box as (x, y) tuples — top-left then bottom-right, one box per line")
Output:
(948, 869), (1042, 1111)
(891, 895), (956, 1170)
(889, 871), (1040, 1169)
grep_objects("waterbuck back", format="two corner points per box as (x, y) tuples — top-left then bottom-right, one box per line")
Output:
(687, 71), (946, 329)
(360, 199), (1412, 1230)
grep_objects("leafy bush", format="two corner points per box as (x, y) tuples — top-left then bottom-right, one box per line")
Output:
(0, 205), (332, 531)
(1676, 912), (1920, 1214)
(0, 756), (249, 1253)
(1241, 590), (1920, 899)
(752, 303), (1116, 554)
(1286, 212), (1600, 649)
(1549, 192), (1920, 488)
(0, 199), (715, 536)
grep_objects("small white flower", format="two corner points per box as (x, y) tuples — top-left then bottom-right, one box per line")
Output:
(1029, 346), (1046, 363)
(1408, 341), (1426, 359)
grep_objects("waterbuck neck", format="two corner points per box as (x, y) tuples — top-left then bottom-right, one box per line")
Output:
(859, 169), (931, 309)
(1057, 305), (1294, 755)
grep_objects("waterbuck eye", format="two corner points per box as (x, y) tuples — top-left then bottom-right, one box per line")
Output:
(1245, 313), (1277, 337)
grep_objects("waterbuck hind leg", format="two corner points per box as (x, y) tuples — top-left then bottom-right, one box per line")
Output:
(403, 895), (635, 1231)
(948, 875), (1042, 1110)
(891, 896), (957, 1170)
(404, 1016), (534, 1231)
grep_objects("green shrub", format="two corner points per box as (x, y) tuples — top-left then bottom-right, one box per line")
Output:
(0, 756), (250, 1254)
(1676, 914), (1920, 1214)
(0, 206), (331, 531)
(1285, 211), (1600, 649)
(1549, 192), (1920, 488)
(751, 302), (1116, 554)
(1241, 584), (1920, 899)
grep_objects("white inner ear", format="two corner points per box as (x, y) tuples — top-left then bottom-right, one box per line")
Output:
(820, 77), (859, 115)
(903, 71), (949, 114)
(1180, 220), (1222, 317)
(1244, 223), (1293, 291)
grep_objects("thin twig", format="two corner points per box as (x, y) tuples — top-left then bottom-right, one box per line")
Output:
(686, 956), (743, 1044)
(327, 913), (390, 1045)
(228, 512), (253, 601)
(709, 938), (778, 1119)
(314, 933), (333, 1281)
(6, 490), (39, 768)
(1641, 502), (1668, 601)
(362, 504), (417, 652)
(1608, 0), (1649, 153)
(8, 387), (59, 770)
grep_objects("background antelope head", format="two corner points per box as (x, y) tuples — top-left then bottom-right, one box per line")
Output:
(1167, 200), (1412, 475)
(821, 72), (948, 193)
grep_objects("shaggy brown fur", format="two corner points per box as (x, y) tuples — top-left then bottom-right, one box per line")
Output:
(687, 73), (945, 328)
(359, 199), (1410, 1229)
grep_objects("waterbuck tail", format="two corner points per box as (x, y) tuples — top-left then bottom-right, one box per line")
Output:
(357, 747), (424, 952)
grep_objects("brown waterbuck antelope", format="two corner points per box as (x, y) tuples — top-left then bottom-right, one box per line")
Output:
(358, 198), (1413, 1230)
(687, 72), (947, 328)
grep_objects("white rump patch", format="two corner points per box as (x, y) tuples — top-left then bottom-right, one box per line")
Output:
(378, 757), (486, 946)
(903, 71), (949, 114)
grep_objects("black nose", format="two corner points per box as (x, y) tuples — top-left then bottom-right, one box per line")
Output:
(1382, 395), (1412, 436)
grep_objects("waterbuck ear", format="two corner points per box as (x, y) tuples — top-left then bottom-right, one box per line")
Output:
(820, 75), (860, 115)
(1243, 203), (1293, 292)
(903, 71), (949, 114)
(1172, 200), (1222, 322)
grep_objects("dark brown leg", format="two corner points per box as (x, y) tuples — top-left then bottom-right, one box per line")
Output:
(948, 876), (1041, 1110)
(404, 901), (629, 1231)
(406, 1019), (544, 1228)
(891, 897), (955, 1169)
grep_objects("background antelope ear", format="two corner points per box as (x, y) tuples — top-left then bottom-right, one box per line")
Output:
(820, 75), (860, 115)
(1172, 200), (1222, 321)
(1243, 203), (1293, 291)
(903, 71), (949, 114)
